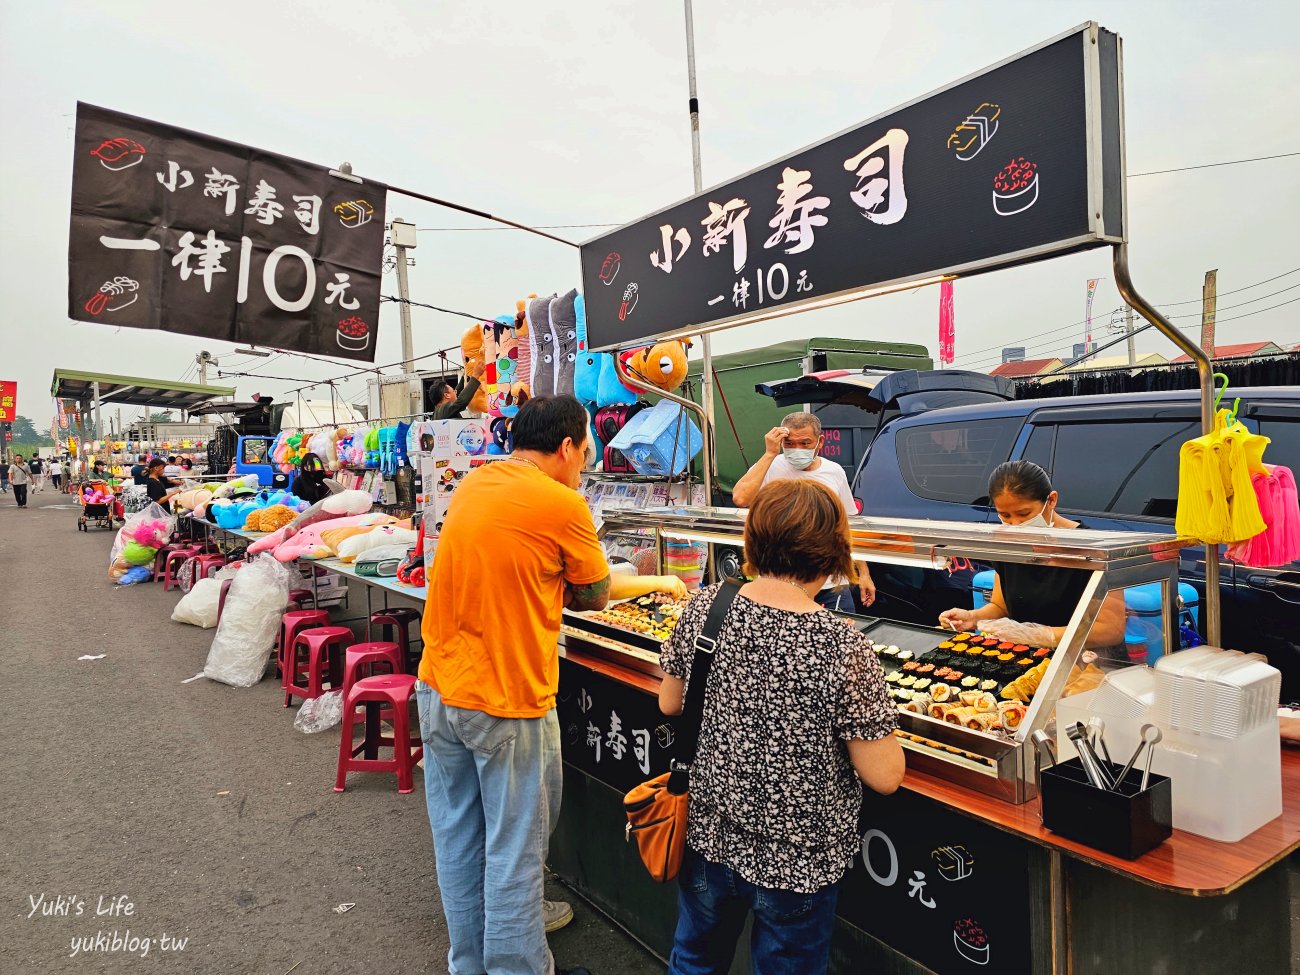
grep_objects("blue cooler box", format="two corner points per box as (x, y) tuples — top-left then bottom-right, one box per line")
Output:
(1124, 582), (1200, 664)
(972, 569), (996, 609)
(607, 400), (702, 477)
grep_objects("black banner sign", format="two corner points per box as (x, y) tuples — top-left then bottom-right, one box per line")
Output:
(838, 788), (1035, 973)
(557, 658), (682, 795)
(580, 23), (1124, 350)
(68, 103), (387, 361)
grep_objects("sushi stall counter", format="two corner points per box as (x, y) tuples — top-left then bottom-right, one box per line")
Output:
(548, 508), (1298, 975)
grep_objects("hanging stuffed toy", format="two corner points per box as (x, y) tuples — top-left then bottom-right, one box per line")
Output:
(482, 316), (529, 418)
(460, 323), (490, 414)
(572, 291), (636, 407)
(514, 298), (532, 406)
(526, 293), (560, 395)
(548, 289), (580, 398)
(624, 338), (693, 393)
(486, 416), (513, 455)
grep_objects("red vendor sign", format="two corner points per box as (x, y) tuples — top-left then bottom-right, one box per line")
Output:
(0, 380), (17, 422)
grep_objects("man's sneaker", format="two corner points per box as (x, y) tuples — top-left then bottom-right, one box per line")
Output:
(543, 898), (574, 933)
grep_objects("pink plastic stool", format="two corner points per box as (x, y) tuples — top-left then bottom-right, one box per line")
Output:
(162, 547), (203, 592)
(370, 608), (422, 673)
(334, 674), (422, 794)
(284, 626), (352, 707)
(153, 543), (199, 584)
(278, 610), (331, 693)
(288, 588), (315, 610)
(342, 642), (403, 698)
(193, 554), (226, 581)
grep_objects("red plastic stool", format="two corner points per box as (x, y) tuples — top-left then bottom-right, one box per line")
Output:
(342, 643), (403, 698)
(370, 608), (422, 673)
(334, 674), (423, 794)
(288, 588), (315, 610)
(162, 547), (203, 592)
(215, 562), (244, 624)
(194, 554), (226, 581)
(278, 610), (331, 692)
(284, 626), (352, 707)
(153, 543), (199, 584)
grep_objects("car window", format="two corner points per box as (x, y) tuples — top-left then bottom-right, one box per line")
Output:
(895, 417), (1021, 503)
(241, 439), (267, 464)
(1256, 417), (1300, 475)
(1048, 420), (1196, 519)
(1021, 424), (1055, 471)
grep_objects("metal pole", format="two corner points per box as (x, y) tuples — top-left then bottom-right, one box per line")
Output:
(392, 220), (416, 374)
(197, 351), (210, 386)
(1112, 243), (1220, 645)
(684, 0), (718, 505)
(1124, 305), (1137, 366)
(92, 382), (102, 451)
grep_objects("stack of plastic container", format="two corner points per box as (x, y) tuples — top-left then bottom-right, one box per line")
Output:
(1056, 647), (1282, 842)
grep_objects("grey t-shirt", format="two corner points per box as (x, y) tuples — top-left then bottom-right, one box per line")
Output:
(8, 462), (30, 485)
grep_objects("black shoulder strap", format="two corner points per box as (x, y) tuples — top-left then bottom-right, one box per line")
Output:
(668, 580), (742, 789)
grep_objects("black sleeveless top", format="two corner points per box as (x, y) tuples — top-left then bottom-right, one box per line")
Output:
(992, 521), (1090, 627)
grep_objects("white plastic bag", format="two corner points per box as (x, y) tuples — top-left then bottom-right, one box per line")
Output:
(203, 555), (295, 687)
(172, 577), (222, 628)
(294, 689), (344, 733)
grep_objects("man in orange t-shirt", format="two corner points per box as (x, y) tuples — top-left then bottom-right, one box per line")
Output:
(415, 395), (611, 975)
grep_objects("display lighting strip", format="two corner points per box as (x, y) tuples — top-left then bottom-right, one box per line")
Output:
(853, 550), (951, 571)
(660, 528), (746, 548)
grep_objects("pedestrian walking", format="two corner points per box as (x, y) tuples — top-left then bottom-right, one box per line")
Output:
(48, 456), (64, 492)
(28, 455), (45, 493)
(8, 454), (31, 508)
(1, 461), (9, 493)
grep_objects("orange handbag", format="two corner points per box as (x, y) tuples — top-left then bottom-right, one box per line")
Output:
(623, 581), (740, 882)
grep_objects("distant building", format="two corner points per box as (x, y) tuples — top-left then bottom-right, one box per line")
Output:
(1002, 347), (1027, 363)
(989, 357), (1063, 378)
(1171, 341), (1284, 363)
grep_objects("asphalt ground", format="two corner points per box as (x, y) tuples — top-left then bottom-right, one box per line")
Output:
(0, 486), (664, 975)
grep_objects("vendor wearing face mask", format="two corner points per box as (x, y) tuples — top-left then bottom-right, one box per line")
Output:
(731, 411), (875, 611)
(939, 460), (1126, 652)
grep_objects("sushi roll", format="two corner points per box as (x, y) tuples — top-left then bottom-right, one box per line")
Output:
(885, 671), (902, 684)
(937, 641), (955, 651)
(931, 683), (953, 703)
(980, 679), (1000, 694)
(880, 646), (900, 659)
(960, 676), (980, 689)
(896, 650), (914, 662)
(952, 632), (972, 642)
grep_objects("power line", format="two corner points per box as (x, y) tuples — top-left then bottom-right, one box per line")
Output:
(1128, 151), (1300, 178)
(416, 222), (620, 232)
(1147, 267), (1299, 306)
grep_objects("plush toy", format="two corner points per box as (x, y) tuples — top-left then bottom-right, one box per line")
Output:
(246, 489), (375, 555)
(334, 525), (418, 563)
(117, 566), (154, 586)
(514, 298), (532, 404)
(121, 540), (160, 566)
(176, 488), (213, 512)
(127, 517), (171, 549)
(244, 504), (298, 533)
(548, 288), (580, 397)
(526, 292), (559, 396)
(364, 427), (381, 469)
(460, 323), (490, 413)
(482, 315), (530, 418)
(573, 291), (636, 407)
(624, 337), (692, 392)
(271, 513), (398, 562)
(487, 416), (512, 455)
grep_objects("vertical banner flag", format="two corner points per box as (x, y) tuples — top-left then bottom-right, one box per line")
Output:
(939, 280), (956, 366)
(0, 380), (17, 422)
(1084, 277), (1100, 351)
(68, 103), (388, 362)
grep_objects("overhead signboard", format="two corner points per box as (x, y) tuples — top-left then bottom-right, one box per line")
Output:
(580, 22), (1125, 350)
(68, 103), (388, 361)
(0, 380), (16, 422)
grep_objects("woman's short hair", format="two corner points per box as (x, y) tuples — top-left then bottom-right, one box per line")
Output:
(744, 479), (856, 585)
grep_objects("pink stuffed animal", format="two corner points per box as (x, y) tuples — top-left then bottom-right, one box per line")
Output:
(127, 518), (171, 549)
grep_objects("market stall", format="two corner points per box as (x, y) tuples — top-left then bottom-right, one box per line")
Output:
(549, 506), (1298, 974)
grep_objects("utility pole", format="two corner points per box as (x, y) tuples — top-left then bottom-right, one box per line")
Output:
(1124, 304), (1137, 366)
(196, 350), (214, 386)
(683, 0), (716, 507)
(1201, 270), (1218, 360)
(391, 218), (418, 374)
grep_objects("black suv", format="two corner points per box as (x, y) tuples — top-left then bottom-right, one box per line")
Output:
(762, 373), (1300, 697)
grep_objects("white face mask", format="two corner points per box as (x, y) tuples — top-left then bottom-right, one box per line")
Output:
(1019, 502), (1054, 529)
(782, 447), (816, 470)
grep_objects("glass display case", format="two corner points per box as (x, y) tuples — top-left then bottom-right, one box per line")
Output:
(560, 506), (1195, 803)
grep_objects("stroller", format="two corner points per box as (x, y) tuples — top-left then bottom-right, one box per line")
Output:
(77, 480), (117, 531)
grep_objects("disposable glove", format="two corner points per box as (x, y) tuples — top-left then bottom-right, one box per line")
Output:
(978, 617), (1058, 648)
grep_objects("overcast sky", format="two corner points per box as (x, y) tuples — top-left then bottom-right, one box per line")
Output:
(1, 0), (1297, 425)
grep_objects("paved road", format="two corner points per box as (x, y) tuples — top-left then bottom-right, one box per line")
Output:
(0, 488), (664, 974)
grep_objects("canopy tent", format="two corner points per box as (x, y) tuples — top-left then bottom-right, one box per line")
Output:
(50, 369), (235, 412)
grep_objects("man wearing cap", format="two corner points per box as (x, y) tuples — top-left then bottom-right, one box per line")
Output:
(143, 457), (182, 506)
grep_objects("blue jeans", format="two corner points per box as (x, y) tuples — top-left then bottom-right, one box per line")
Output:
(668, 847), (842, 975)
(416, 681), (563, 975)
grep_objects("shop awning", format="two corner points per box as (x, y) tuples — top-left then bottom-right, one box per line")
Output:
(50, 369), (236, 411)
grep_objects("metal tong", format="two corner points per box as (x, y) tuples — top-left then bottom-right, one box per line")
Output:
(1067, 722), (1116, 790)
(1113, 724), (1163, 793)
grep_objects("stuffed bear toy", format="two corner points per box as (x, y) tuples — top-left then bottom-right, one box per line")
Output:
(244, 503), (298, 533)
(127, 517), (171, 550)
(624, 338), (692, 392)
(460, 324), (490, 414)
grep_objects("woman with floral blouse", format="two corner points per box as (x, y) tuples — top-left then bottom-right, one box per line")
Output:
(658, 478), (905, 975)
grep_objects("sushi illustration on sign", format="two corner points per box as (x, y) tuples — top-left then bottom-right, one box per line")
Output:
(947, 103), (1001, 161)
(992, 157), (1040, 216)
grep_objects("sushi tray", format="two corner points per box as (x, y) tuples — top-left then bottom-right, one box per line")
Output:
(561, 592), (695, 670)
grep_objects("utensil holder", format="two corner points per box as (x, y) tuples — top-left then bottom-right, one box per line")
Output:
(1040, 758), (1172, 859)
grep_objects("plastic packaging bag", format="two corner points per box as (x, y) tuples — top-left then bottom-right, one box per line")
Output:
(203, 555), (295, 687)
(294, 689), (344, 733)
(172, 577), (222, 628)
(108, 503), (175, 581)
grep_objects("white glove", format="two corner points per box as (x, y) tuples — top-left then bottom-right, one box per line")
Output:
(978, 618), (1058, 649)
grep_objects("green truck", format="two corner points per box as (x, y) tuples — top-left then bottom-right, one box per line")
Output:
(684, 337), (933, 498)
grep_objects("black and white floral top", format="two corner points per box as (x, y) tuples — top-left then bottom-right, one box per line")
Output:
(659, 584), (897, 893)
